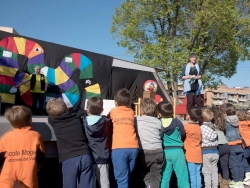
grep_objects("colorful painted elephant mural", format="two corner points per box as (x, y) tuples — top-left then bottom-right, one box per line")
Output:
(0, 36), (100, 109)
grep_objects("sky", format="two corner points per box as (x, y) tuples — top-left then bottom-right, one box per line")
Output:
(0, 0), (249, 88)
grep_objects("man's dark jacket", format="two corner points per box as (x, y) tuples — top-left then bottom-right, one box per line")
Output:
(48, 113), (91, 163)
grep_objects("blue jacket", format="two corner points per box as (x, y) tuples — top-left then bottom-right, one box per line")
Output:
(83, 116), (112, 164)
(225, 115), (241, 145)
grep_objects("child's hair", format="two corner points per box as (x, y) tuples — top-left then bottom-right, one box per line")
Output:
(247, 109), (250, 115)
(5, 105), (32, 128)
(46, 98), (68, 117)
(225, 103), (236, 116)
(220, 103), (227, 114)
(114, 88), (130, 106)
(158, 101), (173, 118)
(236, 110), (248, 121)
(140, 98), (157, 117)
(188, 107), (202, 122)
(211, 106), (226, 131)
(202, 108), (214, 122)
(247, 115), (250, 121)
(87, 96), (103, 115)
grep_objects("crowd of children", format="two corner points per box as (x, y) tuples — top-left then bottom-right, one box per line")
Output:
(0, 88), (250, 188)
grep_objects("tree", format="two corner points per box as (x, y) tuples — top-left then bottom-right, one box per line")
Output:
(111, 0), (250, 97)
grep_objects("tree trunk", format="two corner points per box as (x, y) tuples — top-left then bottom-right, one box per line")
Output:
(166, 72), (173, 97)
(172, 74), (178, 98)
(166, 80), (172, 97)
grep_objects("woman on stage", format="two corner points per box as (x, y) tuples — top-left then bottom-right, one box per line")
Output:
(182, 53), (203, 110)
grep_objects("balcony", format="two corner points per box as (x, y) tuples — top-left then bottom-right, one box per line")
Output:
(228, 98), (238, 103)
(211, 95), (224, 99)
(238, 99), (247, 102)
(213, 101), (224, 105)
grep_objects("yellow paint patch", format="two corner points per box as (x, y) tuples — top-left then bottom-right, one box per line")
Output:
(0, 66), (17, 77)
(0, 93), (15, 104)
(85, 83), (101, 94)
(55, 67), (69, 85)
(19, 73), (30, 95)
(19, 85), (29, 95)
(13, 37), (26, 55)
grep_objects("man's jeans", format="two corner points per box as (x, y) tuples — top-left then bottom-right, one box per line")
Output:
(62, 154), (94, 188)
(229, 145), (244, 182)
(187, 162), (202, 188)
(112, 148), (139, 188)
(137, 148), (164, 188)
(218, 144), (230, 180)
(243, 146), (250, 173)
(202, 153), (219, 188)
(94, 164), (110, 188)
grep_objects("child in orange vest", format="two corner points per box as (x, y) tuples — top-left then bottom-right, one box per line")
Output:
(109, 88), (139, 188)
(237, 110), (250, 186)
(0, 106), (45, 188)
(183, 107), (202, 188)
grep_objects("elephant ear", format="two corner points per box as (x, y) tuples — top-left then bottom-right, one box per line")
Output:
(0, 37), (45, 105)
(14, 71), (32, 106)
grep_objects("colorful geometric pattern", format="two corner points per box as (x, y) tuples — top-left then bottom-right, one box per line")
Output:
(85, 84), (101, 99)
(14, 72), (32, 106)
(0, 37), (100, 108)
(0, 37), (44, 105)
(41, 53), (100, 107)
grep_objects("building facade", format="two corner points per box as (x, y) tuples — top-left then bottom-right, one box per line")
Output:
(170, 84), (250, 109)
(205, 85), (250, 108)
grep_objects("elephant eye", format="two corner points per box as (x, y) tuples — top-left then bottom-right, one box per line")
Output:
(85, 80), (91, 85)
(34, 47), (42, 52)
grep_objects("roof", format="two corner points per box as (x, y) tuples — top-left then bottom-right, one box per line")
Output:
(208, 85), (250, 95)
(0, 26), (19, 34)
(211, 90), (224, 93)
(113, 58), (165, 73)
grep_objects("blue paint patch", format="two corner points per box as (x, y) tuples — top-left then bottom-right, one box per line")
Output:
(65, 92), (79, 106)
(47, 68), (55, 85)
(79, 55), (92, 70)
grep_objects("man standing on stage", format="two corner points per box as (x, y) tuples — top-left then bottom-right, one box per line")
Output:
(16, 65), (48, 115)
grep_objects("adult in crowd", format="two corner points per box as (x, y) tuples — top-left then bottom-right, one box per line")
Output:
(15, 65), (48, 115)
(182, 53), (203, 110)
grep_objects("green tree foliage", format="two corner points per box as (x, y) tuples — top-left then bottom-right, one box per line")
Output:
(111, 0), (250, 97)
